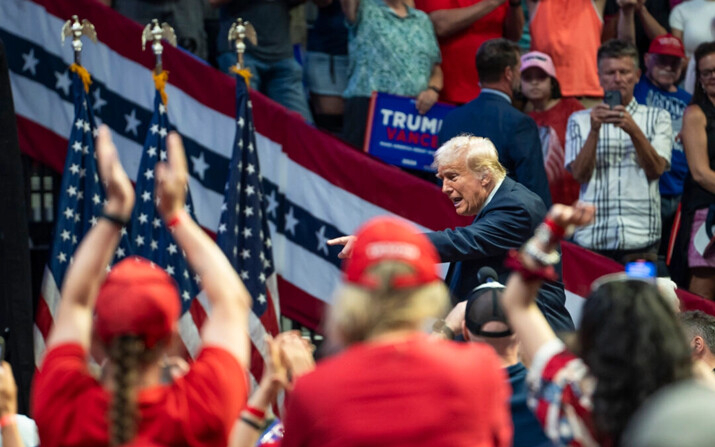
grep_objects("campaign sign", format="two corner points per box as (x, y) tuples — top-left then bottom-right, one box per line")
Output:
(363, 92), (455, 172)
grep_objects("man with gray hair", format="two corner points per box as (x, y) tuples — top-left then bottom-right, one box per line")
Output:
(679, 310), (715, 372)
(566, 39), (673, 264)
(329, 135), (574, 331)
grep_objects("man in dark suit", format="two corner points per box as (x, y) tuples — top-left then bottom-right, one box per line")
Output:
(427, 135), (572, 332)
(329, 135), (574, 332)
(439, 38), (552, 207)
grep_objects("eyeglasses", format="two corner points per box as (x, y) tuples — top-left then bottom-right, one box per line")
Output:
(700, 68), (715, 79)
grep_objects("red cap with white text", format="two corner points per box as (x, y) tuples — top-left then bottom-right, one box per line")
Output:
(648, 34), (686, 58)
(343, 217), (440, 289)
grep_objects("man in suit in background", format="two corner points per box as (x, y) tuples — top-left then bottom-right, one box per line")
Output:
(439, 38), (552, 207)
(328, 136), (573, 332)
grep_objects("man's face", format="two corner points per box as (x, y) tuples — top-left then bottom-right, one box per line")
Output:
(645, 53), (684, 91)
(598, 56), (640, 103)
(437, 157), (489, 216)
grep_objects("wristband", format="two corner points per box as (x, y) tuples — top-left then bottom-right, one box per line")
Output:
(245, 406), (266, 419)
(428, 85), (441, 94)
(166, 210), (187, 228)
(504, 249), (559, 282)
(99, 211), (130, 227)
(432, 319), (455, 340)
(240, 415), (263, 431)
(0, 414), (16, 429)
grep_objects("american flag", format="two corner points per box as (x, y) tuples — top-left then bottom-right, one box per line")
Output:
(35, 70), (133, 360)
(128, 86), (202, 354)
(216, 74), (280, 384)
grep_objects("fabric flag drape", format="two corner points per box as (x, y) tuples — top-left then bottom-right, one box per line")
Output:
(216, 74), (280, 385)
(35, 69), (133, 365)
(128, 83), (203, 357)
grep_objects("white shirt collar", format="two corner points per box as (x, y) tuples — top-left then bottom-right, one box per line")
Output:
(483, 178), (504, 210)
(480, 88), (512, 104)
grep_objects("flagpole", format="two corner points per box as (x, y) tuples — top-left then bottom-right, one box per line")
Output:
(60, 15), (97, 67)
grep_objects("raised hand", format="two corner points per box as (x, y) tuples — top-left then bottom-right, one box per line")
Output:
(155, 132), (188, 220)
(96, 125), (134, 219)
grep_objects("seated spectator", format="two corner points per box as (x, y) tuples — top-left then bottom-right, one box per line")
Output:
(31, 127), (251, 447)
(212, 0), (314, 123)
(439, 39), (552, 207)
(501, 202), (694, 447)
(604, 0), (670, 69)
(672, 42), (715, 299)
(341, 0), (443, 149)
(632, 35), (691, 270)
(670, 0), (715, 93)
(104, 0), (209, 60)
(679, 310), (715, 372)
(282, 217), (513, 447)
(305, 0), (348, 135)
(566, 39), (672, 264)
(520, 51), (584, 205)
(414, 0), (524, 105)
(527, 0), (607, 102)
(435, 269), (553, 447)
(0, 361), (37, 447)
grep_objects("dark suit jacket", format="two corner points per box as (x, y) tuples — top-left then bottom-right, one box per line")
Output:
(439, 90), (552, 207)
(426, 177), (574, 332)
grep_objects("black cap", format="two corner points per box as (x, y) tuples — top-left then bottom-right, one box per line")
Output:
(464, 267), (512, 338)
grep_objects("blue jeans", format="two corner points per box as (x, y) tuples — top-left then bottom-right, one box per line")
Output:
(218, 52), (313, 124)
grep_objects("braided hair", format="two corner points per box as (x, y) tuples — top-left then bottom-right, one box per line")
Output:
(106, 335), (162, 446)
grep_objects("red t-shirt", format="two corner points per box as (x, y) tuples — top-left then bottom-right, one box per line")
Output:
(280, 334), (512, 447)
(32, 343), (248, 447)
(414, 0), (508, 104)
(528, 98), (585, 205)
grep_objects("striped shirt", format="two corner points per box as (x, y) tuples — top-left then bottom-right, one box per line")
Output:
(565, 99), (672, 251)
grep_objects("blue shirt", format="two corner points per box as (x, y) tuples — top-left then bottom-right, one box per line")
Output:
(634, 74), (692, 196)
(507, 362), (553, 447)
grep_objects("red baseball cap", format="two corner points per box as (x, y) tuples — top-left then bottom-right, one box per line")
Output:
(648, 34), (686, 58)
(343, 217), (440, 289)
(95, 256), (180, 348)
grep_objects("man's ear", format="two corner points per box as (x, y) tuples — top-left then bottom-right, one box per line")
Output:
(693, 335), (705, 356)
(504, 65), (514, 84)
(461, 320), (470, 341)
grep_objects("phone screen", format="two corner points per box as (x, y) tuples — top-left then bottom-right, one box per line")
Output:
(625, 261), (656, 279)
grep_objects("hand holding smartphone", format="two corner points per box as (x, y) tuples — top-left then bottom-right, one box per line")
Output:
(603, 90), (622, 109)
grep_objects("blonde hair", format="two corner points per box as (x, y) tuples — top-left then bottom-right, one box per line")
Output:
(326, 261), (449, 345)
(433, 134), (507, 182)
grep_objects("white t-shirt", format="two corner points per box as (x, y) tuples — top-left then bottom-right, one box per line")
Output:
(0, 414), (39, 447)
(670, 0), (715, 93)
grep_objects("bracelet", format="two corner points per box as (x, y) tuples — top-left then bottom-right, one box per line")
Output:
(0, 414), (16, 429)
(432, 319), (455, 340)
(504, 249), (558, 282)
(523, 240), (561, 266)
(99, 211), (130, 227)
(245, 406), (266, 419)
(166, 210), (187, 228)
(428, 85), (441, 94)
(240, 415), (263, 431)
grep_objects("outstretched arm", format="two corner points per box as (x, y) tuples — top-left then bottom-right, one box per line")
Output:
(501, 203), (595, 361)
(47, 125), (135, 350)
(155, 133), (252, 368)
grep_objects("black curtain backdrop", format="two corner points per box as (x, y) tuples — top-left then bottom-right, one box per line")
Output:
(0, 38), (35, 415)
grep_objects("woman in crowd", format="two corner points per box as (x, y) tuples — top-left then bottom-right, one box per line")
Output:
(31, 126), (252, 447)
(670, 0), (715, 93)
(520, 51), (583, 205)
(272, 217), (511, 447)
(340, 0), (443, 149)
(673, 42), (715, 300)
(501, 202), (695, 446)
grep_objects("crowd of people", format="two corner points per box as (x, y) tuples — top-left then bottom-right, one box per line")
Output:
(3, 0), (715, 446)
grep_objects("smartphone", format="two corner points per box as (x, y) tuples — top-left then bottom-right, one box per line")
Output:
(604, 90), (622, 109)
(625, 260), (657, 279)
